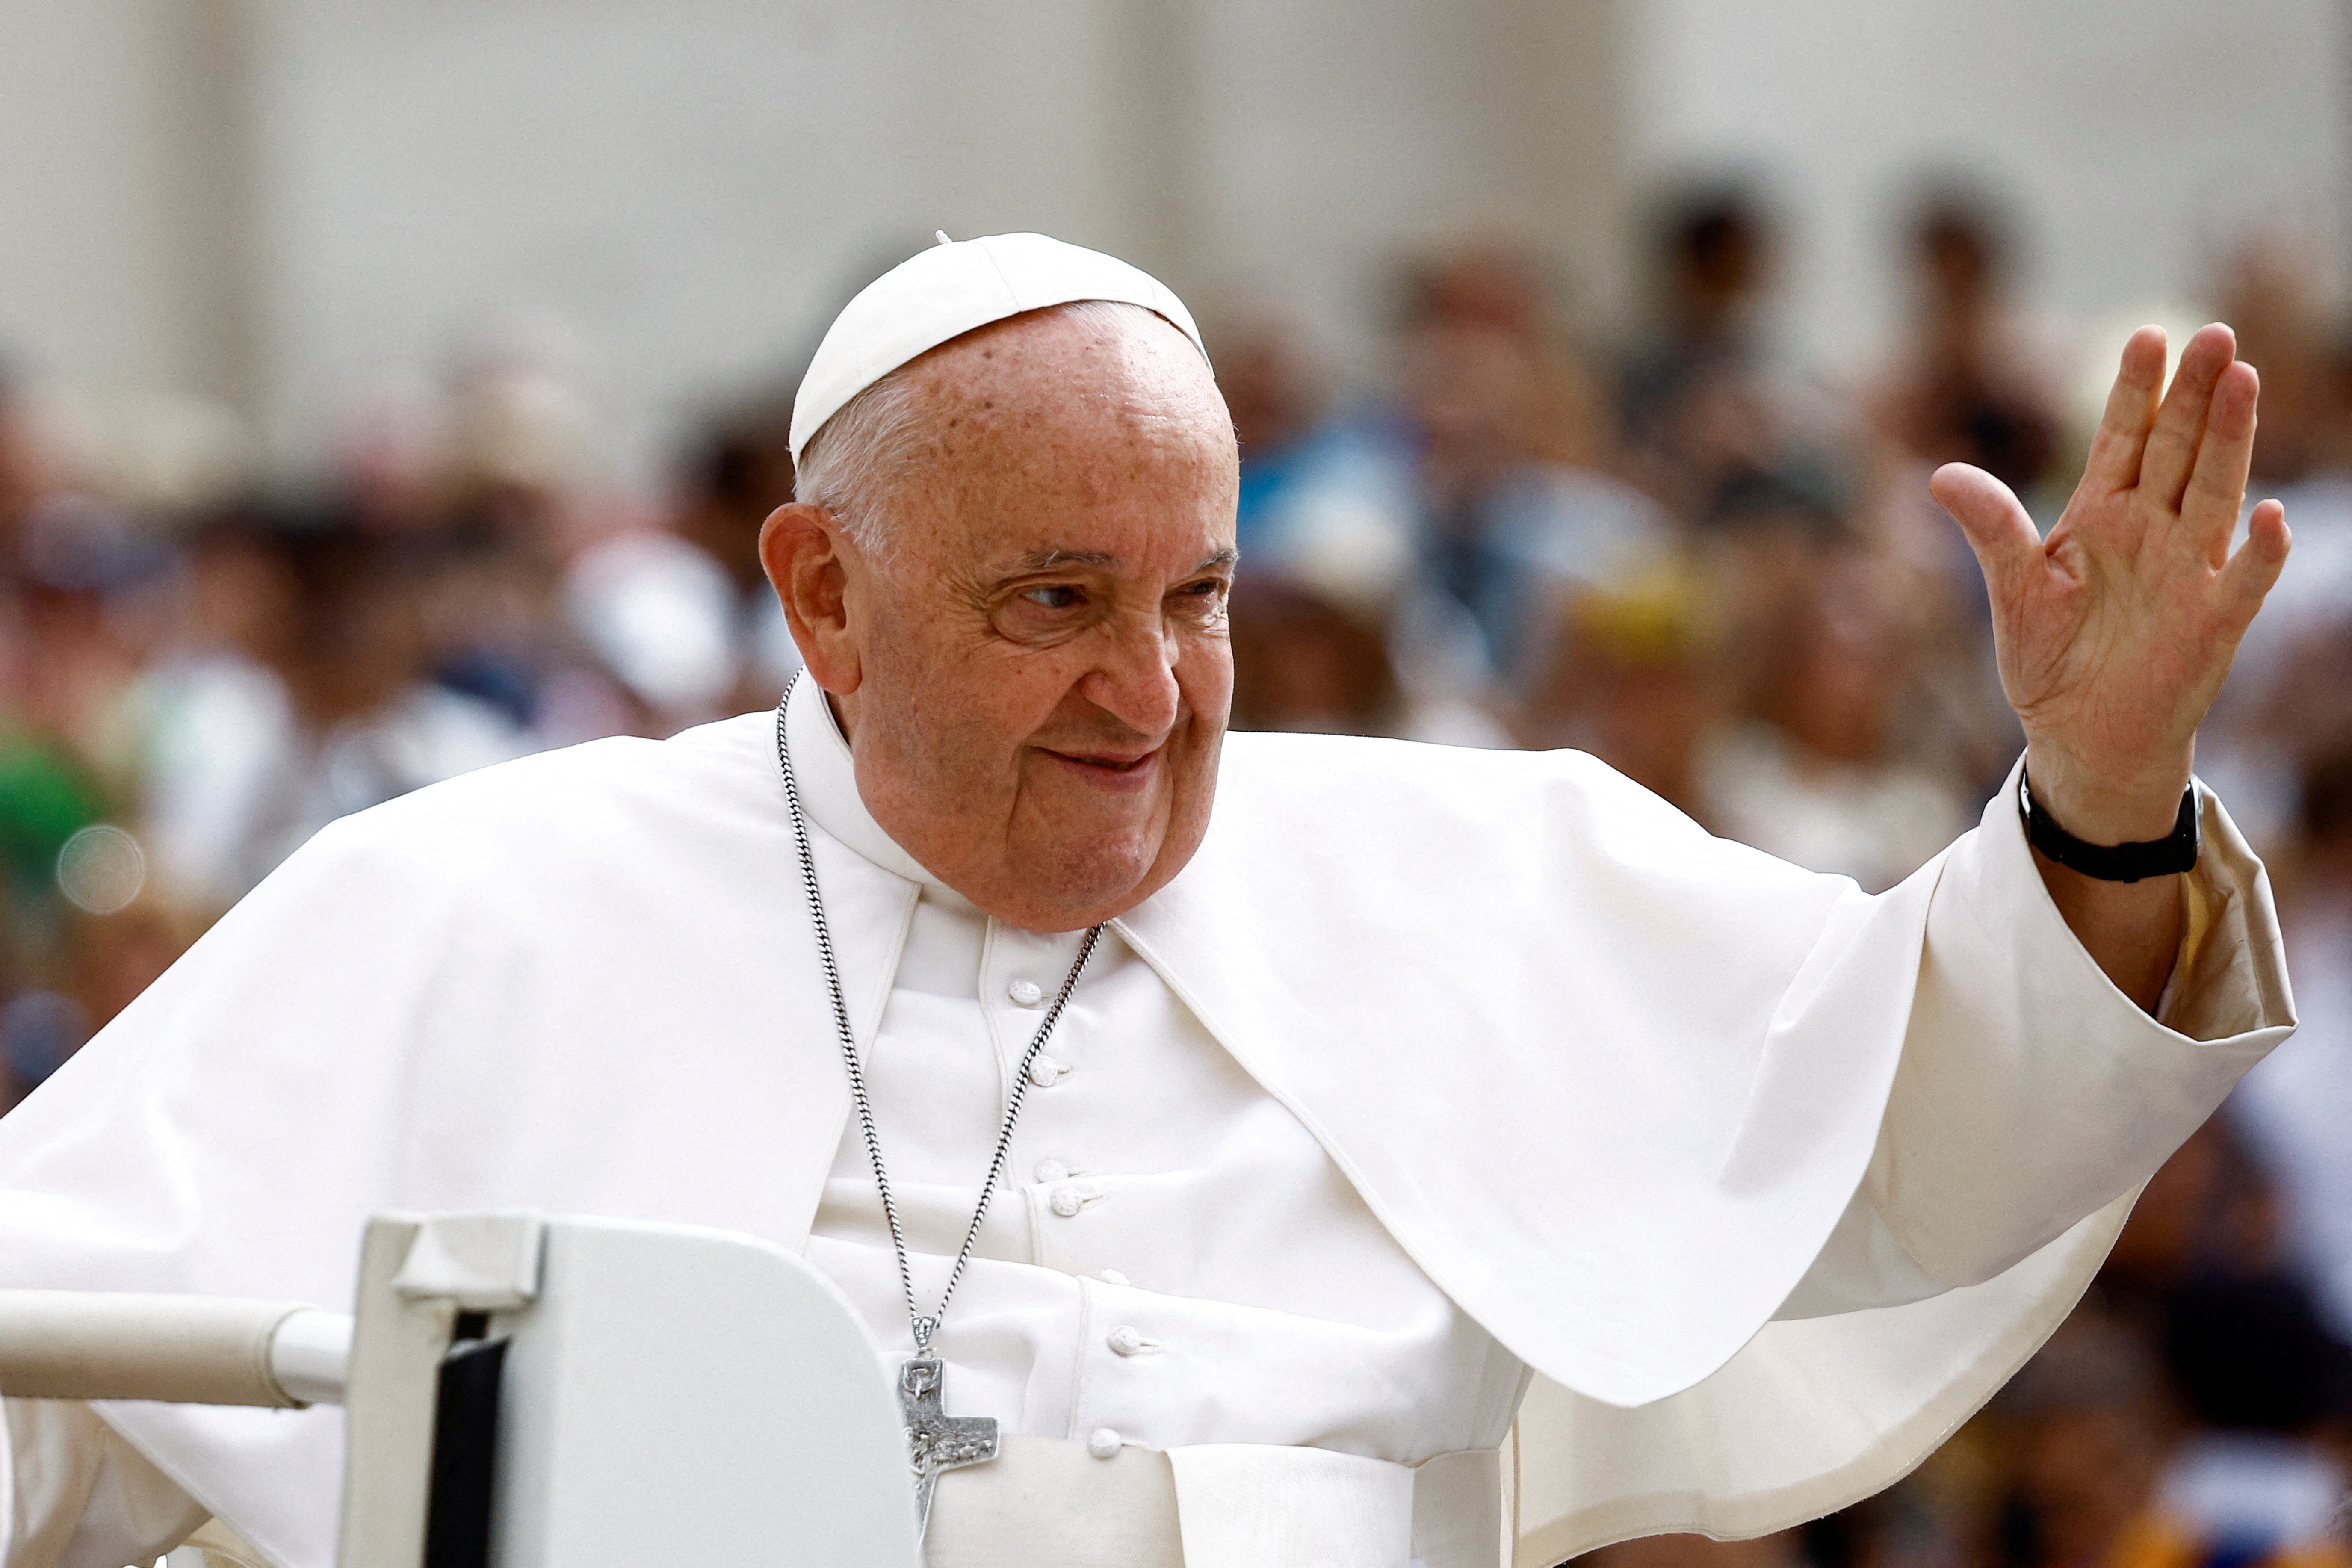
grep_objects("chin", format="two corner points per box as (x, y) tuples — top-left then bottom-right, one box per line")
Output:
(1022, 830), (1163, 924)
(1008, 780), (1213, 925)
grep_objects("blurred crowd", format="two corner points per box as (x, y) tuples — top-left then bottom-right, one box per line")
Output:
(4, 185), (2352, 1568)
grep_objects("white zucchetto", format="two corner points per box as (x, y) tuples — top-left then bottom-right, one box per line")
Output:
(789, 231), (1207, 461)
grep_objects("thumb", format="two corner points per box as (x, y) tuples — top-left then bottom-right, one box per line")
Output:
(1929, 462), (2041, 598)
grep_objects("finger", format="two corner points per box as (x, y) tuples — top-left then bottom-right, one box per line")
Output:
(2216, 498), (2291, 633)
(2140, 322), (2237, 508)
(1931, 461), (2042, 601)
(2082, 325), (2168, 491)
(2181, 361), (2260, 558)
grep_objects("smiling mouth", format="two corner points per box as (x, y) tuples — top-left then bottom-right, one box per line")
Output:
(1042, 747), (1160, 778)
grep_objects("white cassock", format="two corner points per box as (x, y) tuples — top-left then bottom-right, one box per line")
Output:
(0, 674), (2295, 1568)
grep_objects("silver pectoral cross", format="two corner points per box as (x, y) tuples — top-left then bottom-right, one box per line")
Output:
(898, 1357), (999, 1539)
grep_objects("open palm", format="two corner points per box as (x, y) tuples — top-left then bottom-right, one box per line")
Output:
(1930, 323), (2292, 839)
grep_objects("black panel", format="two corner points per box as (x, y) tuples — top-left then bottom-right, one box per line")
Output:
(423, 1336), (507, 1568)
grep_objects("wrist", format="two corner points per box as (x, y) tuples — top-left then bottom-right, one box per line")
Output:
(2020, 743), (2194, 845)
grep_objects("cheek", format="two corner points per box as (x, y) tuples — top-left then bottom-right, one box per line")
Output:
(1179, 638), (1236, 725)
(1168, 644), (1232, 811)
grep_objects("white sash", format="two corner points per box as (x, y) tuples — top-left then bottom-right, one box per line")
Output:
(925, 1435), (1501, 1568)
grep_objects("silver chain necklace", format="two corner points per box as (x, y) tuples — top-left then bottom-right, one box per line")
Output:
(774, 683), (1102, 1536)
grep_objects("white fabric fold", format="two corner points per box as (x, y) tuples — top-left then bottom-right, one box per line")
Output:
(1505, 765), (2290, 1561)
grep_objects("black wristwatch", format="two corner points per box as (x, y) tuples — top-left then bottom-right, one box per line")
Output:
(2017, 771), (2200, 882)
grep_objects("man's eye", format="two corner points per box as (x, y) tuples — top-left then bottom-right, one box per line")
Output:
(1022, 585), (1083, 610)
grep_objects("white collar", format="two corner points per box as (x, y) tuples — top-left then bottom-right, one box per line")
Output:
(781, 673), (950, 892)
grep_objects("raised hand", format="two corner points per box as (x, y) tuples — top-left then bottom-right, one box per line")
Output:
(1931, 323), (2291, 847)
(1929, 324), (2290, 1009)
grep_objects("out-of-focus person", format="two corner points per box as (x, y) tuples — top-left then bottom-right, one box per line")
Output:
(2069, 1102), (2352, 1568)
(1228, 574), (1406, 738)
(0, 735), (109, 1090)
(1217, 312), (1420, 609)
(138, 506), (525, 910)
(434, 358), (690, 745)
(0, 372), (170, 796)
(1988, 1315), (2187, 1568)
(2235, 741), (2352, 1342)
(2191, 243), (2352, 853)
(2225, 239), (2350, 492)
(1223, 244), (1665, 717)
(669, 408), (806, 712)
(1402, 240), (1614, 473)
(1697, 547), (1971, 892)
(1618, 185), (1825, 526)
(1870, 189), (2064, 500)
(1398, 308), (1669, 688)
(1515, 561), (1727, 823)
(0, 499), (158, 799)
(1226, 574), (1507, 746)
(561, 523), (742, 733)
(2151, 1272), (2352, 1568)
(0, 894), (197, 1114)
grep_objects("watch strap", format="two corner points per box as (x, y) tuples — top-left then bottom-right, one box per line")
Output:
(2018, 772), (2200, 883)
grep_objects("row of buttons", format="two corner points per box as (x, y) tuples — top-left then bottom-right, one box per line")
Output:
(1025, 1156), (1152, 1390)
(1009, 970), (1136, 1466)
(1008, 973), (1073, 1099)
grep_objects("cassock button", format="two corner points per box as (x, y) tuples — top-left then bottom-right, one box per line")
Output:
(1049, 1186), (1087, 1218)
(1087, 1428), (1123, 1459)
(1008, 978), (1045, 1007)
(1106, 1325), (1159, 1357)
(1028, 1056), (1070, 1087)
(1034, 1159), (1072, 1184)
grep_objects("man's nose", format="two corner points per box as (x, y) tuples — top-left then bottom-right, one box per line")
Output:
(1081, 616), (1182, 740)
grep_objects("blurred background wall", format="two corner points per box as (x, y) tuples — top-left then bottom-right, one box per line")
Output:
(5, 0), (2341, 485)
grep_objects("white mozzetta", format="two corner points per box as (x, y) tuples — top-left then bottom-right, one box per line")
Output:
(0, 676), (2293, 1565)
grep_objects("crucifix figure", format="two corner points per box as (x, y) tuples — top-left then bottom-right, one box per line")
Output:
(898, 1356), (999, 1538)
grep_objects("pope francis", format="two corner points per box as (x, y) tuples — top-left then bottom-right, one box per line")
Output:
(0, 233), (2301, 1568)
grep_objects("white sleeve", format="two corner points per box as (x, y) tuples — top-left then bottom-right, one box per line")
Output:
(1779, 771), (2293, 1319)
(3, 1399), (208, 1568)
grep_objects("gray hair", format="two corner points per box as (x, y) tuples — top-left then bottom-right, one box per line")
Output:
(794, 299), (1168, 557)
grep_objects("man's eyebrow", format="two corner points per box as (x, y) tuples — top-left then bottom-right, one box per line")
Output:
(999, 547), (1238, 574)
(1007, 548), (1120, 572)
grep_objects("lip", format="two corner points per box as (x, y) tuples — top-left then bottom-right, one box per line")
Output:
(1039, 745), (1164, 791)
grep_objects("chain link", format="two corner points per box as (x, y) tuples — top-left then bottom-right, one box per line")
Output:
(776, 678), (1102, 1355)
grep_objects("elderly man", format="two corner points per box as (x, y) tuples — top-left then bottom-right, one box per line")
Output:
(0, 234), (2297, 1568)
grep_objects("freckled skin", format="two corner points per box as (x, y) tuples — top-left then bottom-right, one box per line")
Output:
(759, 308), (1240, 933)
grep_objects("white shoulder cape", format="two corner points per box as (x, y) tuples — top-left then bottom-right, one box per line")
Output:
(0, 711), (2293, 1567)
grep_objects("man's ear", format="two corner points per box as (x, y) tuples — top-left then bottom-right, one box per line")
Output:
(759, 503), (862, 695)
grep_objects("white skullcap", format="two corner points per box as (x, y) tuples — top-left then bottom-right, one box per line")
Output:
(789, 231), (1208, 462)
